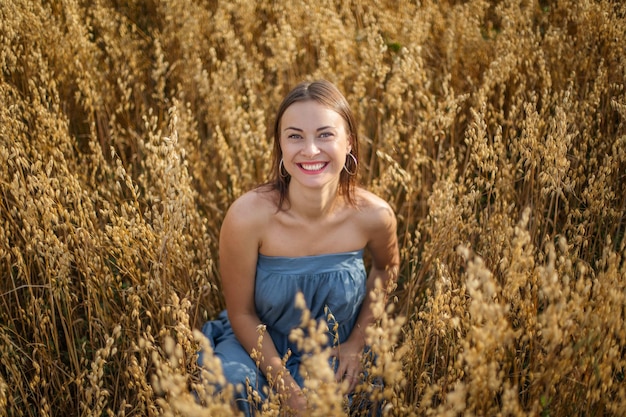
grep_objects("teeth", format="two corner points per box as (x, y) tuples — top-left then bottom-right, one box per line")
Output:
(300, 163), (325, 171)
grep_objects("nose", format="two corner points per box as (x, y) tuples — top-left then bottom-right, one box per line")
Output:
(301, 138), (320, 157)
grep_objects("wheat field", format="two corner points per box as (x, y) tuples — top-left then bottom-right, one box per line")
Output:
(1, 0), (625, 416)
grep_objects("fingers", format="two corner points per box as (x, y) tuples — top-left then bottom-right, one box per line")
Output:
(348, 374), (359, 393)
(331, 347), (364, 392)
(337, 365), (361, 389)
(334, 362), (347, 382)
(334, 364), (360, 389)
(343, 370), (360, 393)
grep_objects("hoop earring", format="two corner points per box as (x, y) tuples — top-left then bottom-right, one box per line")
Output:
(279, 158), (289, 178)
(343, 153), (357, 176)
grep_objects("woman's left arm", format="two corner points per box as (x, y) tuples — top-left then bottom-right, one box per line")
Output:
(334, 201), (399, 392)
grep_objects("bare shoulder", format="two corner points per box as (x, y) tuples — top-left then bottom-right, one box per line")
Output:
(221, 188), (277, 236)
(353, 187), (399, 268)
(354, 188), (396, 229)
(228, 187), (276, 215)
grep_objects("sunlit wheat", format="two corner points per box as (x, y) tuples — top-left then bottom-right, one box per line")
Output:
(1, 0), (624, 416)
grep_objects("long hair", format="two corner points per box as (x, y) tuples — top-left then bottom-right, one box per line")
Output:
(267, 80), (359, 209)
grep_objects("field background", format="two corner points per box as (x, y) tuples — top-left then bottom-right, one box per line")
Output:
(1, 0), (625, 416)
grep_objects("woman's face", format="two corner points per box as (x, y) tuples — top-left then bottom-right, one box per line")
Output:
(279, 100), (352, 191)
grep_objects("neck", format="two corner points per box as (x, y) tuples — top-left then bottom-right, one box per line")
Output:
(287, 183), (342, 220)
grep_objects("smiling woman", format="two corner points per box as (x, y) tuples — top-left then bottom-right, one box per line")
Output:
(2, 1), (625, 415)
(198, 80), (399, 416)
(280, 100), (352, 195)
(271, 80), (361, 210)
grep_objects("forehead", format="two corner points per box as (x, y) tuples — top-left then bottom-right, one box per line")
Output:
(281, 100), (347, 130)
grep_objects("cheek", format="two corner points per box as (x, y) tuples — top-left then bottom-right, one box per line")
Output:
(279, 138), (290, 153)
(280, 142), (298, 160)
(345, 136), (353, 153)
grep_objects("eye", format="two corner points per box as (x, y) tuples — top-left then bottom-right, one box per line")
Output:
(287, 133), (302, 140)
(319, 131), (334, 139)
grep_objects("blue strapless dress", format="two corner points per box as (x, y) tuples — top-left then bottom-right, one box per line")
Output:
(199, 249), (366, 415)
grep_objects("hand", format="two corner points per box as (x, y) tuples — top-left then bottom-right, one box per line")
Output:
(331, 338), (364, 394)
(285, 386), (307, 415)
(278, 375), (307, 415)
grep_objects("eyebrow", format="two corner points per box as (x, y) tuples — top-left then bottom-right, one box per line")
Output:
(283, 126), (335, 132)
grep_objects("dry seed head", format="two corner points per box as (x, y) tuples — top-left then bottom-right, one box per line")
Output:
(2, 0), (625, 415)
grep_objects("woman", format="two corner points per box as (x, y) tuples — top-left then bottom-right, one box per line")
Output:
(200, 80), (399, 415)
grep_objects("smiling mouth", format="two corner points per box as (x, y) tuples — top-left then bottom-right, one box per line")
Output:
(298, 162), (327, 171)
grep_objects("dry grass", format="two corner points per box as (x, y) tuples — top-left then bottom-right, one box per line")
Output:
(1, 0), (625, 415)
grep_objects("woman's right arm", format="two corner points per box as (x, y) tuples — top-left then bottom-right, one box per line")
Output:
(219, 193), (306, 412)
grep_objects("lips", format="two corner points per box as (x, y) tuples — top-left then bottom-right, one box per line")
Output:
(298, 162), (328, 172)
